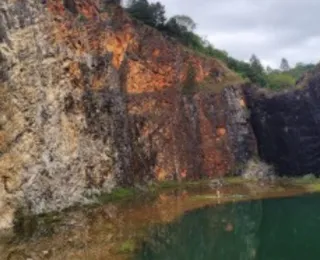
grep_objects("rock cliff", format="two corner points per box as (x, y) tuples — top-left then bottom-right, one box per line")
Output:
(245, 70), (320, 176)
(0, 0), (256, 228)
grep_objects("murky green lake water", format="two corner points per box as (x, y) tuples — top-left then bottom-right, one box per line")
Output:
(136, 193), (320, 260)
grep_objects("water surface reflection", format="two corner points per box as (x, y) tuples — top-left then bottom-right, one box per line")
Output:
(136, 193), (320, 260)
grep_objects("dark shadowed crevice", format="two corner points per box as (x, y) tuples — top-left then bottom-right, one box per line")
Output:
(63, 0), (78, 14)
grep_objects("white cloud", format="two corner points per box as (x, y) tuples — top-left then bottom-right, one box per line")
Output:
(148, 0), (320, 68)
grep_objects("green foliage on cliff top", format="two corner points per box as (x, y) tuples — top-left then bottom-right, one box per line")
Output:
(265, 62), (316, 90)
(267, 72), (296, 90)
(126, 0), (166, 27)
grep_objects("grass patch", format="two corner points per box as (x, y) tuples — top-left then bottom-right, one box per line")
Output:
(98, 187), (138, 203)
(118, 239), (136, 254)
(306, 183), (320, 192)
(197, 74), (245, 94)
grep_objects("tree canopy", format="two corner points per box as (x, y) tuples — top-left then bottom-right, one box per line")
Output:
(170, 15), (196, 31)
(126, 0), (166, 27)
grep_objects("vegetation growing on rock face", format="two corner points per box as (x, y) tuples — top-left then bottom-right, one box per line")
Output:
(118, 239), (136, 253)
(125, 0), (316, 90)
(182, 63), (197, 95)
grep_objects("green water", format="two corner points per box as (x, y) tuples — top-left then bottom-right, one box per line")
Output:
(135, 193), (320, 260)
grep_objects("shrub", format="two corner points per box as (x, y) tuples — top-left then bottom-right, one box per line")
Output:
(267, 73), (295, 90)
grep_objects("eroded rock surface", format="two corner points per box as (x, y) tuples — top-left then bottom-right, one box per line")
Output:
(0, 0), (256, 227)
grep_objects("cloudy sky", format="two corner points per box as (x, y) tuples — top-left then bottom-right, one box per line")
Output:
(149, 0), (320, 68)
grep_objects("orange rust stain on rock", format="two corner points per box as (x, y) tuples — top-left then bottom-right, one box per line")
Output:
(48, 1), (134, 69)
(105, 31), (134, 69)
(156, 167), (168, 181)
(48, 0), (229, 92)
(126, 60), (173, 93)
(78, 1), (99, 19)
(152, 49), (160, 57)
(47, 0), (65, 14)
(180, 169), (187, 179)
(216, 127), (226, 137)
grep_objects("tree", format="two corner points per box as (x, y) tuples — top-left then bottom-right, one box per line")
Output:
(126, 0), (166, 28)
(149, 2), (166, 27)
(248, 54), (267, 86)
(170, 15), (196, 32)
(164, 15), (196, 40)
(280, 58), (290, 71)
(126, 0), (150, 23)
(249, 54), (264, 73)
(164, 16), (200, 50)
(288, 62), (315, 80)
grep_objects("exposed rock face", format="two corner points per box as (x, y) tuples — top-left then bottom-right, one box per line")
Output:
(129, 85), (256, 182)
(245, 73), (320, 176)
(0, 0), (131, 227)
(0, 0), (256, 227)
